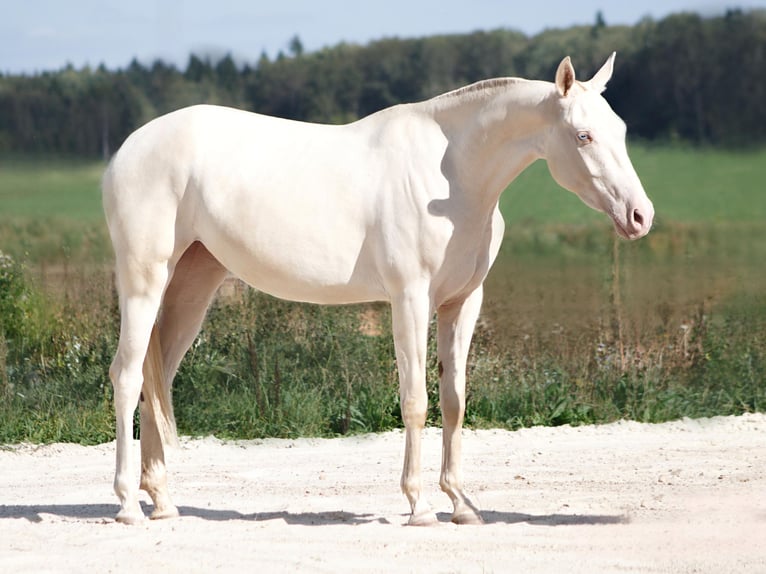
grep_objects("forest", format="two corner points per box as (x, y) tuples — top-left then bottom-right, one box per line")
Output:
(1, 9), (765, 158)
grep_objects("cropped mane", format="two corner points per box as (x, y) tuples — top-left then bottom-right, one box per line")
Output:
(432, 78), (526, 102)
(423, 77), (552, 114)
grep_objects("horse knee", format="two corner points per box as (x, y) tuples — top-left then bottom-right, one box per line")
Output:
(400, 393), (428, 428)
(112, 370), (142, 404)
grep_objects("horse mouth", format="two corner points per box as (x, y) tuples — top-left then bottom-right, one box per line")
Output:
(612, 219), (632, 240)
(612, 217), (649, 241)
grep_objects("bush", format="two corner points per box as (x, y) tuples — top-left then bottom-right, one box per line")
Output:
(0, 255), (117, 444)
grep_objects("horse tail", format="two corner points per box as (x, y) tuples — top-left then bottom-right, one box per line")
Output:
(142, 323), (179, 447)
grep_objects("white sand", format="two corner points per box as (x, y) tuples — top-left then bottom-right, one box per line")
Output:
(2, 414), (765, 573)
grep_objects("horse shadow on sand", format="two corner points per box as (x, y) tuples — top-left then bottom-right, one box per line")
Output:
(0, 503), (628, 527)
(0, 503), (388, 525)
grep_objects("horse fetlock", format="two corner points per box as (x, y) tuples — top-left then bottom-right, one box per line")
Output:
(439, 466), (464, 492)
(140, 477), (176, 516)
(450, 493), (483, 525)
(150, 504), (180, 520)
(451, 505), (484, 525)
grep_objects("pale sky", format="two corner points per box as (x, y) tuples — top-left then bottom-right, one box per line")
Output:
(1, 0), (764, 74)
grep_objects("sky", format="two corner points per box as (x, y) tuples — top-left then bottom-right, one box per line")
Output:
(1, 0), (764, 74)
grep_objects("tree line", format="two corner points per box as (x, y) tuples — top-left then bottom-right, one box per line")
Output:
(0, 9), (764, 157)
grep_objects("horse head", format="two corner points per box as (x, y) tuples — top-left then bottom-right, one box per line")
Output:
(544, 53), (654, 240)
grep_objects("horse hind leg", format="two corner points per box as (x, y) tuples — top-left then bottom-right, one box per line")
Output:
(111, 260), (169, 524)
(138, 242), (229, 519)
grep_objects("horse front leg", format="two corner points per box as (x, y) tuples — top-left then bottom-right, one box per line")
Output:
(437, 287), (484, 524)
(391, 288), (435, 526)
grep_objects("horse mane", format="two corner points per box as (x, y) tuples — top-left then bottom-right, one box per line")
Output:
(431, 78), (525, 102)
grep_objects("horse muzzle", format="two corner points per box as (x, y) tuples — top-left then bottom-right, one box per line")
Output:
(612, 199), (654, 240)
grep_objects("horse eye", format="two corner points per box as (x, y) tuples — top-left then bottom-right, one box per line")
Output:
(577, 131), (592, 144)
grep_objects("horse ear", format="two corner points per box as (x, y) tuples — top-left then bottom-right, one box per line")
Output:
(555, 56), (576, 97)
(588, 52), (616, 93)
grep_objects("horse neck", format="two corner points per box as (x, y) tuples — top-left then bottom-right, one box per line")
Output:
(427, 79), (556, 209)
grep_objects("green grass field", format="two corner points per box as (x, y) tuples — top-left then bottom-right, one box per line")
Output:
(1, 146), (764, 443)
(0, 158), (105, 221)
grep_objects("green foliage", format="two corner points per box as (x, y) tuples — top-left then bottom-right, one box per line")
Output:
(465, 306), (766, 429)
(172, 293), (399, 438)
(0, 66), (147, 157)
(0, 257), (118, 444)
(0, 251), (27, 343)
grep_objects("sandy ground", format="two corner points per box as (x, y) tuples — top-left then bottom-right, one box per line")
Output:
(2, 414), (765, 573)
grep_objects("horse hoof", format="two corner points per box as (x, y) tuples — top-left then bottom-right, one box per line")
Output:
(150, 505), (180, 520)
(115, 508), (146, 525)
(407, 510), (439, 526)
(451, 509), (484, 525)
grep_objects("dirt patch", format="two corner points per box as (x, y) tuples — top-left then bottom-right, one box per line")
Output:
(2, 414), (765, 572)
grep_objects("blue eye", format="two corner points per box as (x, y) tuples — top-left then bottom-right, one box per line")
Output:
(577, 131), (592, 143)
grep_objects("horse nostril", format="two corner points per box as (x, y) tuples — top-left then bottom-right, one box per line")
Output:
(632, 209), (644, 227)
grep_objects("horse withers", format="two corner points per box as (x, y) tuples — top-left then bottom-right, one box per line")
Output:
(103, 53), (653, 525)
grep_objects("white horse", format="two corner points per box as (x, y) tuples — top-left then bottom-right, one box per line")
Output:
(103, 53), (653, 525)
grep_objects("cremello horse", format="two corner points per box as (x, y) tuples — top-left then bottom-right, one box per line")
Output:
(103, 54), (653, 525)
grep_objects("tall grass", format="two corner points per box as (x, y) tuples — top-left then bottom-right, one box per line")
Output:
(173, 292), (400, 438)
(0, 251), (117, 443)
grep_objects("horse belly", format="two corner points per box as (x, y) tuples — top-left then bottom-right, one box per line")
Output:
(195, 196), (386, 305)
(225, 245), (386, 305)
